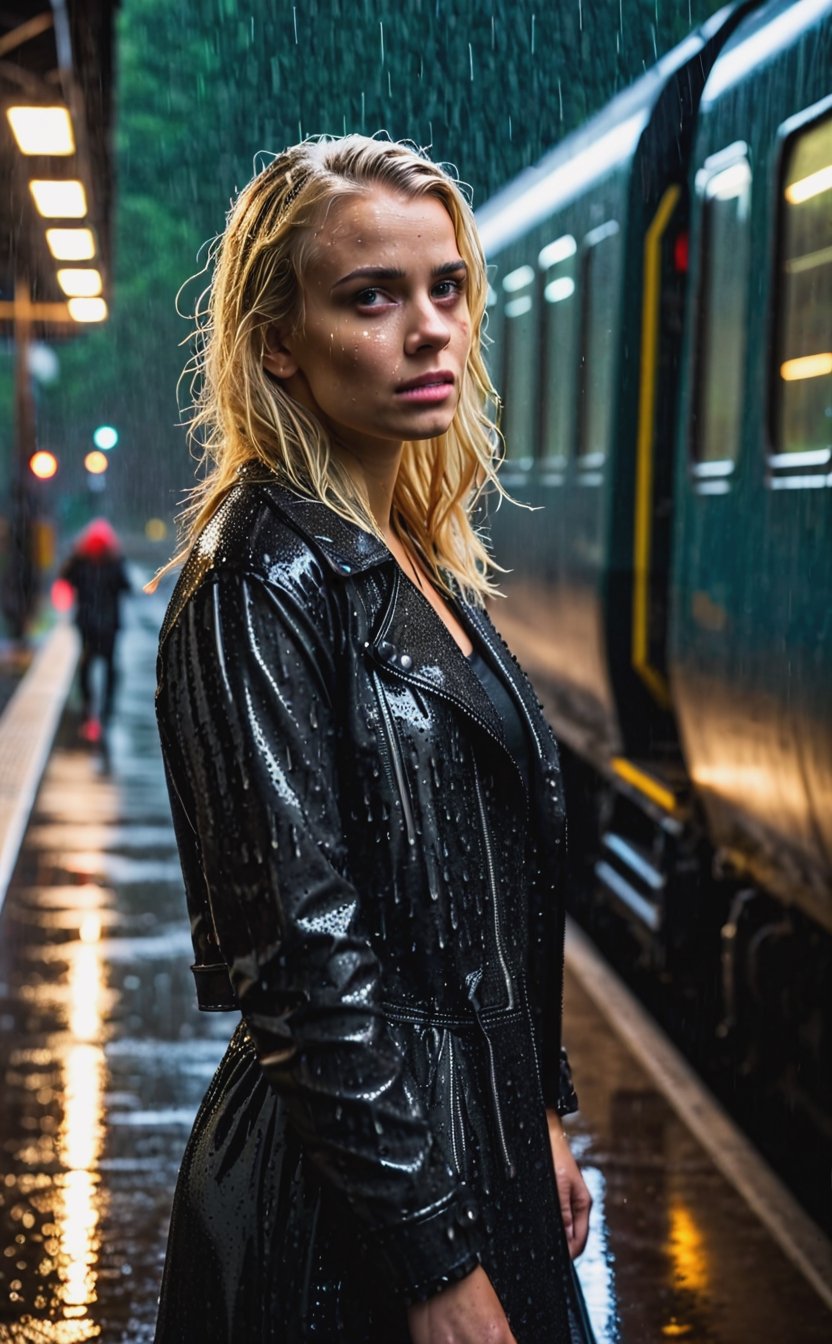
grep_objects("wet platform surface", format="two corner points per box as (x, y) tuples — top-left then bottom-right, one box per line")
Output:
(0, 594), (830, 1342)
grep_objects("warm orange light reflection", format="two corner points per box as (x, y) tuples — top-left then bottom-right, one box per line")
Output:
(780, 352), (832, 381)
(55, 916), (105, 1320)
(60, 1167), (99, 1307)
(667, 1199), (708, 1294)
(79, 914), (102, 947)
(69, 956), (101, 1046)
(691, 759), (809, 818)
(785, 163), (832, 205)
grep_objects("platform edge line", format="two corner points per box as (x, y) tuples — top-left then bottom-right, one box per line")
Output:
(564, 915), (832, 1313)
(0, 622), (78, 913)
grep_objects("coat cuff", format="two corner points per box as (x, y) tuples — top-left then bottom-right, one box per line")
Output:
(543, 1046), (579, 1116)
(365, 1187), (483, 1304)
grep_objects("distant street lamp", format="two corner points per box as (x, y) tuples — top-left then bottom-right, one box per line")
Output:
(30, 450), (59, 480)
(84, 450), (109, 475)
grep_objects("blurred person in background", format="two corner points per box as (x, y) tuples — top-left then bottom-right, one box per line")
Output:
(60, 518), (131, 739)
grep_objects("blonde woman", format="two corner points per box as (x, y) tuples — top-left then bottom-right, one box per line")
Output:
(154, 135), (593, 1344)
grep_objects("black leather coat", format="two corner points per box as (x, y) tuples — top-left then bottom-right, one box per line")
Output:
(154, 472), (588, 1344)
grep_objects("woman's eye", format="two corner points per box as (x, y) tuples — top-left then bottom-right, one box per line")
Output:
(355, 287), (387, 307)
(433, 279), (463, 300)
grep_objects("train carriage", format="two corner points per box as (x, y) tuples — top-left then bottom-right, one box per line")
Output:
(477, 0), (832, 1147)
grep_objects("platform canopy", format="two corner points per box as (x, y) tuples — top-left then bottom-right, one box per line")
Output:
(0, 1), (119, 333)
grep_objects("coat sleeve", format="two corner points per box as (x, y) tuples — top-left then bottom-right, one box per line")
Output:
(157, 568), (483, 1301)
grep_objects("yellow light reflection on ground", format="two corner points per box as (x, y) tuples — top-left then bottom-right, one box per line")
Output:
(668, 1198), (709, 1293)
(63, 1045), (101, 1172)
(52, 913), (106, 1323)
(60, 1169), (100, 1308)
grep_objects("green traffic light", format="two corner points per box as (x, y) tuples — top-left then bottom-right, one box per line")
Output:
(93, 425), (118, 450)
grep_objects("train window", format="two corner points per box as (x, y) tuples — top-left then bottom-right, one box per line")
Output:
(773, 114), (832, 466)
(578, 222), (622, 465)
(501, 263), (537, 463)
(694, 155), (751, 467)
(539, 234), (577, 464)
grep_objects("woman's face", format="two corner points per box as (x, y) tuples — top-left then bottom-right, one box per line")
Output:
(264, 185), (472, 457)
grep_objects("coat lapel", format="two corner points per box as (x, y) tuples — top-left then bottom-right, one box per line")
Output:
(367, 566), (507, 752)
(259, 477), (529, 774)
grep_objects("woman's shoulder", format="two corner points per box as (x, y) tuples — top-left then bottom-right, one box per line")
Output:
(158, 478), (335, 650)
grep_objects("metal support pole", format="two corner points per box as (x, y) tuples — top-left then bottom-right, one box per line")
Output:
(3, 275), (38, 643)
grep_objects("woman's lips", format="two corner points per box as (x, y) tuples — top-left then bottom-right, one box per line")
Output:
(395, 381), (455, 404)
(395, 373), (455, 404)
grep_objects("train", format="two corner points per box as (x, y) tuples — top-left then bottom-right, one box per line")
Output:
(476, 0), (832, 1157)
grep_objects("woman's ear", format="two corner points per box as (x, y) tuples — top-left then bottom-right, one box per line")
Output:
(263, 327), (299, 380)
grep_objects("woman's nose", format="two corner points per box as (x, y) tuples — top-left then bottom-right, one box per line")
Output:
(404, 297), (451, 353)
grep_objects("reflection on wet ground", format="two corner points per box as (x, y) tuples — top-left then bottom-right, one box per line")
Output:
(0, 599), (830, 1342)
(563, 968), (832, 1342)
(0, 599), (227, 1342)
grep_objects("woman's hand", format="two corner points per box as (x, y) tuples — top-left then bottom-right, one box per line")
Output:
(407, 1265), (517, 1344)
(547, 1109), (592, 1259)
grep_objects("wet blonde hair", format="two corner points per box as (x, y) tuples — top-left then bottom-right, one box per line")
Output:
(166, 134), (507, 601)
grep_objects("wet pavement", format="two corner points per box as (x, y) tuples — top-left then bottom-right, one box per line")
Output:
(562, 965), (832, 1342)
(0, 591), (830, 1342)
(0, 589), (228, 1343)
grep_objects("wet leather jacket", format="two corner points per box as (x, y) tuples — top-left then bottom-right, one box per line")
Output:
(156, 471), (576, 1304)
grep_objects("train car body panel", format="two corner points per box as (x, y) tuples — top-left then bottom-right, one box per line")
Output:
(477, 3), (755, 771)
(669, 0), (832, 935)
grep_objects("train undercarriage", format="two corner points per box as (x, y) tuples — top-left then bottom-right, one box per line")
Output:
(560, 744), (832, 1231)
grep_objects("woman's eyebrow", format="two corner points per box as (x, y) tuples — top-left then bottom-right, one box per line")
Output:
(331, 259), (467, 290)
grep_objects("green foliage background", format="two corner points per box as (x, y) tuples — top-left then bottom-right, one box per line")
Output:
(20, 0), (723, 533)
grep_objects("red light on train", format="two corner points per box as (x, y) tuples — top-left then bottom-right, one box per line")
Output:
(674, 232), (689, 273)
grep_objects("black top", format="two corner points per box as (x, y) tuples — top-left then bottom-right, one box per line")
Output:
(466, 645), (532, 788)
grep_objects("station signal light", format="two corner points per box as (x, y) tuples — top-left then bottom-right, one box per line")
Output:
(93, 425), (118, 450)
(29, 450), (58, 480)
(84, 450), (108, 475)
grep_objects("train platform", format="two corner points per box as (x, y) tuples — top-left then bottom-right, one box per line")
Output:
(0, 593), (830, 1342)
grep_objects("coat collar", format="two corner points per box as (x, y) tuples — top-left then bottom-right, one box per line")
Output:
(254, 470), (538, 792)
(254, 473), (390, 576)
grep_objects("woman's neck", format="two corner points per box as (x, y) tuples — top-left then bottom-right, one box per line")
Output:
(328, 435), (404, 535)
